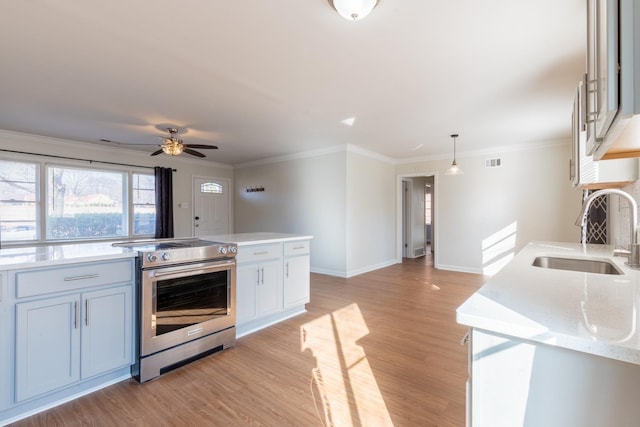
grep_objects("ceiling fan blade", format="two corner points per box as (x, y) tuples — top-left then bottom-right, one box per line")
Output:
(184, 144), (218, 149)
(183, 148), (206, 158)
(101, 139), (159, 146)
(150, 149), (164, 156)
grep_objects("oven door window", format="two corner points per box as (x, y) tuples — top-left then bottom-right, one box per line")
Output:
(154, 270), (228, 336)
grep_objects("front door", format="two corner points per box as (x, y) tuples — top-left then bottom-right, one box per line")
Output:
(193, 177), (231, 237)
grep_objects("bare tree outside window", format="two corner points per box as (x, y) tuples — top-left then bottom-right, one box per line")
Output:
(46, 166), (126, 240)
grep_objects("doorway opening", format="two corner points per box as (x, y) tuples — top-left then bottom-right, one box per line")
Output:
(397, 172), (438, 268)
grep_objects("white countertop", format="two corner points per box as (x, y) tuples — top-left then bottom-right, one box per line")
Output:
(457, 241), (640, 365)
(0, 233), (312, 269)
(0, 242), (137, 269)
(203, 232), (313, 246)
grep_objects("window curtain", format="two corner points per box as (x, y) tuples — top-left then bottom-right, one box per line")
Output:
(154, 167), (174, 239)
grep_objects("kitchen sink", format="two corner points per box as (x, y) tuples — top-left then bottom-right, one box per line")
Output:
(532, 256), (623, 275)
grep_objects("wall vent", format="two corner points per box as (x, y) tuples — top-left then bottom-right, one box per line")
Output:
(485, 157), (502, 168)
(414, 248), (425, 257)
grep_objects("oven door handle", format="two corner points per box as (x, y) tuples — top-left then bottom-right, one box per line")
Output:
(149, 261), (234, 278)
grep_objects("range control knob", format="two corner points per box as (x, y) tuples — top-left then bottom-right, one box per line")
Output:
(228, 246), (237, 254)
(218, 246), (227, 254)
(147, 254), (157, 263)
(161, 252), (171, 261)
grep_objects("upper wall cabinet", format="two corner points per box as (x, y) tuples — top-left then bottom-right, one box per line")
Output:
(587, 0), (640, 160)
(572, 81), (638, 188)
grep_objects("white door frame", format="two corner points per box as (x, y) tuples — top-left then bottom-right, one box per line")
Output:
(396, 172), (439, 268)
(192, 175), (233, 236)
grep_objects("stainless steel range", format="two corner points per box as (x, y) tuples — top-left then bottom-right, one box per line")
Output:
(115, 238), (237, 382)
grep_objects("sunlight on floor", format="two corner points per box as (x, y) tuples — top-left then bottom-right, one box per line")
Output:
(301, 303), (393, 427)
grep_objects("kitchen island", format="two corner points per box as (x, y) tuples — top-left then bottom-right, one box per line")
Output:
(205, 232), (313, 337)
(0, 234), (312, 425)
(457, 241), (640, 426)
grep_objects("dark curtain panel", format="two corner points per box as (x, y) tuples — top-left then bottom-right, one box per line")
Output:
(154, 167), (174, 239)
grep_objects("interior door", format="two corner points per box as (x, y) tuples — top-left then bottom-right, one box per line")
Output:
(193, 177), (231, 237)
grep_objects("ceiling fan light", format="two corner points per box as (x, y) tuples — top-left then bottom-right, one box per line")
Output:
(331, 0), (378, 21)
(162, 140), (184, 156)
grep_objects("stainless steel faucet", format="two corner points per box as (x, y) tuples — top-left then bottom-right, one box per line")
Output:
(575, 188), (640, 268)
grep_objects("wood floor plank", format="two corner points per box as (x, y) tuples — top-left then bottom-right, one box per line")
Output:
(10, 255), (484, 427)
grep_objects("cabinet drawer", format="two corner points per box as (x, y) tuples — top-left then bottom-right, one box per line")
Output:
(284, 240), (310, 256)
(236, 243), (282, 264)
(15, 259), (134, 298)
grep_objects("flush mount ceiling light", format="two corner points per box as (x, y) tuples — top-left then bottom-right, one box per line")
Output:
(330, 0), (379, 21)
(445, 134), (464, 175)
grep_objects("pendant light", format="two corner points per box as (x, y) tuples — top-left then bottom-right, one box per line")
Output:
(330, 0), (379, 21)
(445, 134), (463, 175)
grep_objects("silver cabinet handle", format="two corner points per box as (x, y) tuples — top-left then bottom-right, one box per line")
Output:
(256, 267), (260, 285)
(292, 246), (305, 250)
(74, 301), (79, 329)
(260, 267), (264, 284)
(64, 274), (99, 282)
(253, 251), (269, 256)
(285, 262), (289, 278)
(85, 299), (90, 326)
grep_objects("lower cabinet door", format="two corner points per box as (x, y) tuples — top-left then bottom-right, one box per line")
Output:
(236, 260), (282, 325)
(256, 260), (282, 317)
(236, 264), (259, 324)
(81, 285), (133, 379)
(283, 255), (310, 309)
(15, 294), (81, 402)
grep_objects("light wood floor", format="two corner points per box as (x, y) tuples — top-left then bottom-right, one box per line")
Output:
(12, 255), (484, 427)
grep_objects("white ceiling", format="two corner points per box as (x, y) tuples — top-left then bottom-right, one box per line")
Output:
(0, 0), (586, 165)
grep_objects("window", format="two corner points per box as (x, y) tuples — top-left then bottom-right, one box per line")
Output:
(0, 160), (38, 242)
(46, 166), (126, 240)
(425, 189), (432, 225)
(132, 173), (156, 235)
(0, 158), (157, 245)
(201, 182), (223, 194)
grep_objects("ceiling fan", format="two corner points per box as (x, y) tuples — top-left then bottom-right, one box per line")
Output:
(101, 127), (219, 158)
(152, 127), (218, 158)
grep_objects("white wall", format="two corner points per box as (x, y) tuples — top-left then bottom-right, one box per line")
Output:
(234, 146), (396, 277)
(234, 149), (348, 275)
(397, 141), (582, 275)
(346, 149), (396, 275)
(0, 130), (233, 239)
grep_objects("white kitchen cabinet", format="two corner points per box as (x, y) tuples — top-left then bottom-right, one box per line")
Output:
(587, 0), (640, 160)
(236, 260), (282, 324)
(571, 81), (638, 188)
(586, 0), (618, 152)
(283, 241), (310, 310)
(234, 237), (312, 337)
(15, 284), (132, 402)
(469, 328), (640, 426)
(6, 259), (134, 407)
(15, 294), (80, 402)
(80, 285), (133, 379)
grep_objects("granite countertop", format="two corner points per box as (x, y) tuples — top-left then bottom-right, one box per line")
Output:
(457, 241), (640, 365)
(0, 242), (137, 269)
(204, 232), (313, 246)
